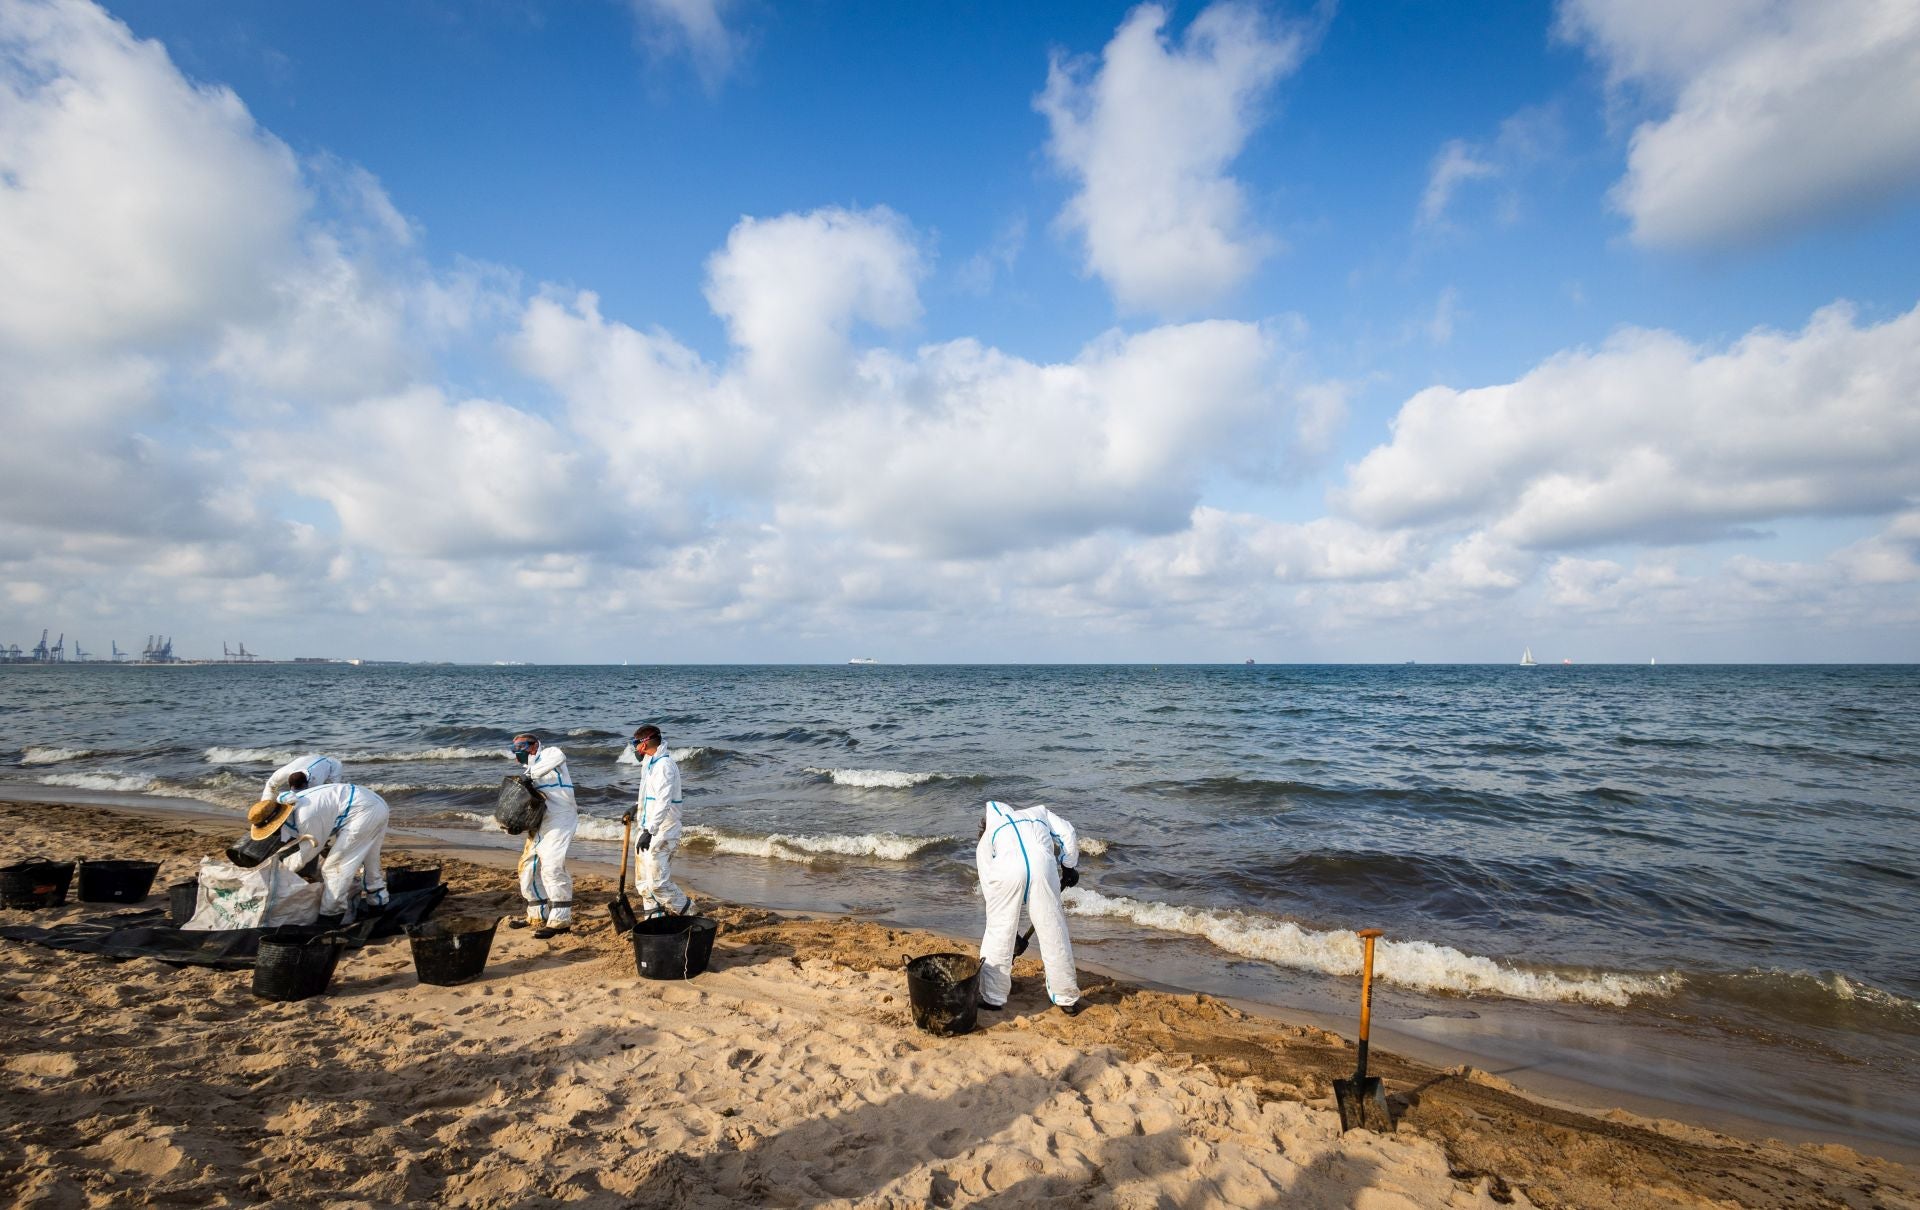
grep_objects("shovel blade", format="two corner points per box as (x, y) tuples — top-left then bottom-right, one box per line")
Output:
(1333, 1076), (1394, 1133)
(609, 893), (638, 935)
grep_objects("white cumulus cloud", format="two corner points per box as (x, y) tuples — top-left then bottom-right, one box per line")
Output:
(1559, 0), (1920, 247)
(0, 0), (306, 354)
(1037, 2), (1307, 313)
(1338, 300), (1920, 549)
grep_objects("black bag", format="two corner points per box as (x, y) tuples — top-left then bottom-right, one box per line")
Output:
(495, 775), (547, 835)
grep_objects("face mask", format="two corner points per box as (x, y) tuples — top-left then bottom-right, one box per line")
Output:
(512, 741), (535, 765)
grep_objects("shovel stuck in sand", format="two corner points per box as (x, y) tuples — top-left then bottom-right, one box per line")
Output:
(609, 819), (639, 935)
(1334, 927), (1395, 1133)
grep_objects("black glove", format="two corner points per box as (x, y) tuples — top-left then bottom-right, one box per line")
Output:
(620, 807), (636, 825)
(637, 830), (654, 853)
(1059, 866), (1079, 889)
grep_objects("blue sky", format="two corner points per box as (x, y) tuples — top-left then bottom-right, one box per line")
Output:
(2, 0), (1917, 663)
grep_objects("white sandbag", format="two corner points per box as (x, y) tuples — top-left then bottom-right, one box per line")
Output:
(183, 836), (322, 931)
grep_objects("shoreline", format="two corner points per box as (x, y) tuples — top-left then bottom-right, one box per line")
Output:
(5, 798), (1919, 1205)
(9, 784), (1918, 1171)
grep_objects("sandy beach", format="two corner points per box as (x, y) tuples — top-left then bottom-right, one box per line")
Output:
(2, 801), (1915, 1209)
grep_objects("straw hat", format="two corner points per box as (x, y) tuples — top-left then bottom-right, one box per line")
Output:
(247, 797), (296, 841)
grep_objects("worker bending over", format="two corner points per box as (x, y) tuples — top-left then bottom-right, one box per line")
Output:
(625, 725), (689, 914)
(976, 799), (1082, 1015)
(262, 753), (343, 801)
(510, 732), (578, 938)
(245, 782), (390, 922)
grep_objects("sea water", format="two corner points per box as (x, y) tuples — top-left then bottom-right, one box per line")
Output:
(3, 662), (1916, 1150)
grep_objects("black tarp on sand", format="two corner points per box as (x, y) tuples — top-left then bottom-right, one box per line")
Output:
(0, 885), (448, 970)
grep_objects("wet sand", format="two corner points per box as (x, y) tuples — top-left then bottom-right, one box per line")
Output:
(3, 800), (1917, 1208)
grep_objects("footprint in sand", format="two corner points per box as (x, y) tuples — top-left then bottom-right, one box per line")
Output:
(5, 1051), (79, 1080)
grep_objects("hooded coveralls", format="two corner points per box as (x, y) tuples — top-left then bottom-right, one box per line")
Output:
(634, 748), (688, 914)
(263, 754), (343, 801)
(518, 745), (578, 926)
(278, 782), (389, 918)
(976, 800), (1080, 1009)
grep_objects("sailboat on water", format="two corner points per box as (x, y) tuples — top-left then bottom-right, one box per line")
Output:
(1519, 647), (1537, 666)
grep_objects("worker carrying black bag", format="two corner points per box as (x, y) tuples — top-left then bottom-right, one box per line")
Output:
(495, 775), (547, 835)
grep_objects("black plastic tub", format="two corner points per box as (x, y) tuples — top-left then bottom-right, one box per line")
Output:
(225, 834), (280, 868)
(905, 952), (981, 1037)
(0, 859), (73, 910)
(168, 880), (199, 925)
(630, 914), (719, 980)
(406, 915), (498, 985)
(386, 865), (443, 895)
(252, 929), (348, 1002)
(77, 859), (162, 904)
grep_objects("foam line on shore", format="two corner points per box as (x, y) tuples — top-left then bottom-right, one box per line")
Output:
(1062, 887), (1674, 1006)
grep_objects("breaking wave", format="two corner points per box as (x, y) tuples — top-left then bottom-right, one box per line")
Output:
(156, 772), (259, 809)
(616, 744), (722, 768)
(203, 747), (296, 765)
(206, 745), (504, 764)
(21, 746), (94, 765)
(1061, 888), (1673, 1006)
(38, 772), (154, 794)
(682, 824), (946, 863)
(809, 767), (938, 789)
(447, 811), (628, 844)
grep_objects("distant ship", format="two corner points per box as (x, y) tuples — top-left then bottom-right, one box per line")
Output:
(1520, 647), (1537, 666)
(849, 657), (879, 665)
(1244, 658), (1255, 665)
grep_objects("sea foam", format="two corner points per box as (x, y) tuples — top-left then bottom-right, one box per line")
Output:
(38, 772), (155, 794)
(682, 824), (944, 862)
(1062, 888), (1671, 1006)
(20, 746), (93, 765)
(206, 745), (504, 765)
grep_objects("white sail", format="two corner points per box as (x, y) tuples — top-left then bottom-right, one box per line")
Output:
(1520, 647), (1537, 666)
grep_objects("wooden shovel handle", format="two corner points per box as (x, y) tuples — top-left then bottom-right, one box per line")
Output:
(618, 819), (632, 890)
(1357, 928), (1383, 1044)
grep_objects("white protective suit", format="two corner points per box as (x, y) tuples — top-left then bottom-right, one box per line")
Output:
(263, 754), (343, 801)
(633, 748), (688, 913)
(278, 782), (390, 918)
(976, 800), (1080, 1009)
(518, 745), (578, 926)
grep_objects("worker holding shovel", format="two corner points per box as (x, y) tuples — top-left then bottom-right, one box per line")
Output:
(625, 725), (689, 915)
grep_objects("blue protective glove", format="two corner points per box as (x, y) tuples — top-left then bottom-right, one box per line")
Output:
(276, 790), (299, 806)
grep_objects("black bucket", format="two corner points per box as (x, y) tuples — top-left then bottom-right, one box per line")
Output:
(77, 859), (161, 904)
(405, 915), (499, 985)
(252, 929), (349, 1002)
(386, 865), (443, 895)
(0, 859), (74, 910)
(168, 880), (199, 925)
(630, 914), (719, 980)
(905, 952), (981, 1037)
